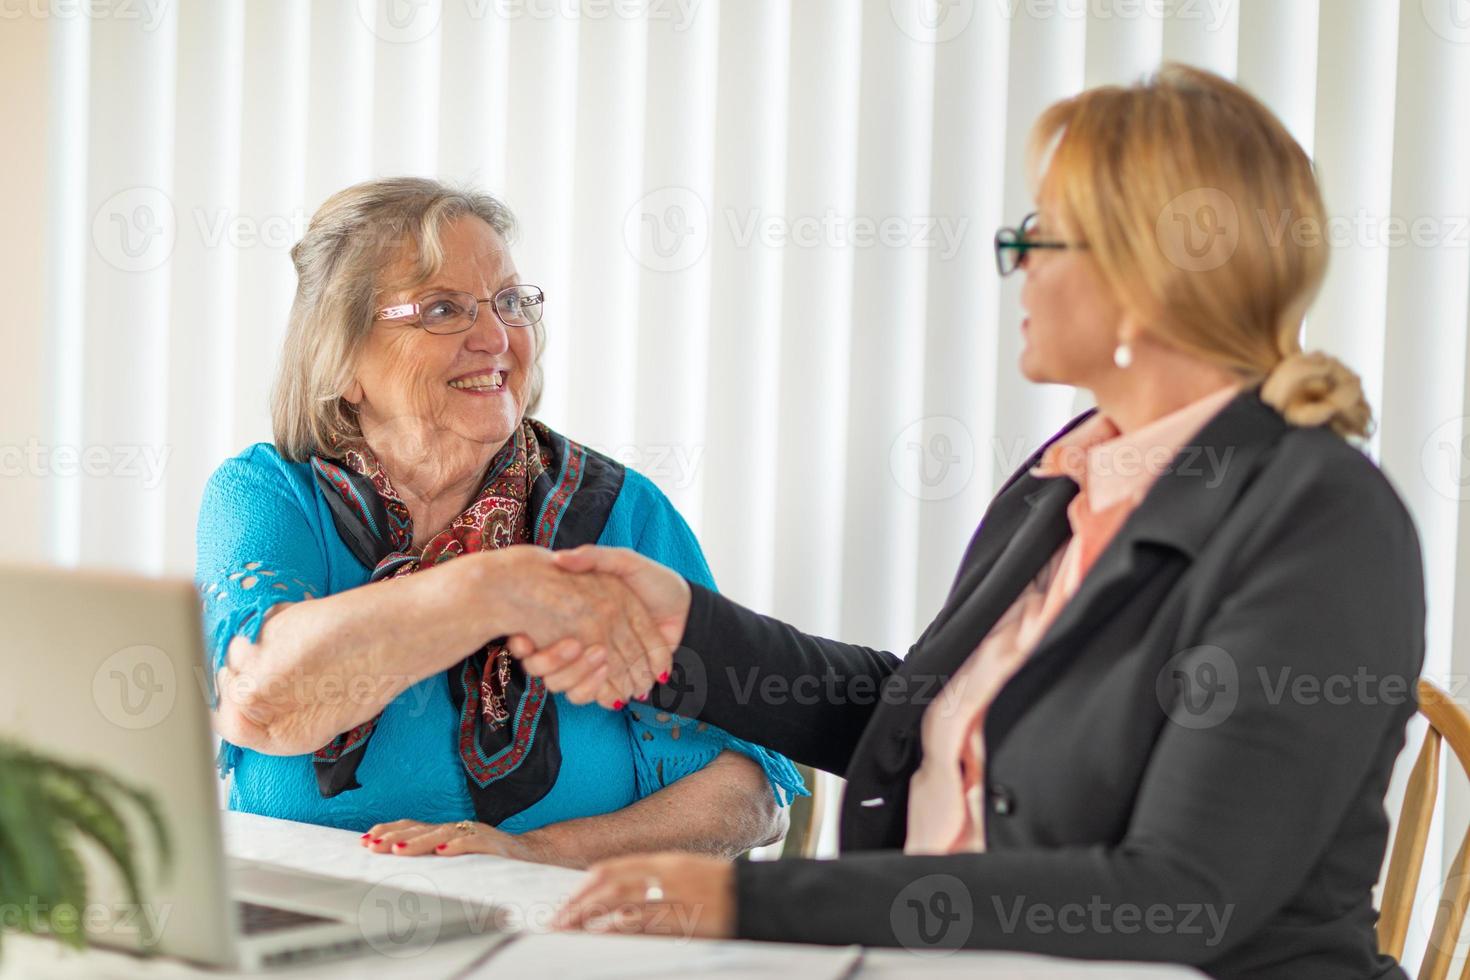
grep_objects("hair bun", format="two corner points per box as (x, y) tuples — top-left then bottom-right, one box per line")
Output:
(1260, 351), (1373, 439)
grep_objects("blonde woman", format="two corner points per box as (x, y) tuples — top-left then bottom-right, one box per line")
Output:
(195, 178), (802, 866)
(524, 67), (1424, 979)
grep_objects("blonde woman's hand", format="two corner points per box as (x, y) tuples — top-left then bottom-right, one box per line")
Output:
(552, 852), (736, 939)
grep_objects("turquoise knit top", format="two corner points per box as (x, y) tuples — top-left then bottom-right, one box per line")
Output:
(195, 442), (805, 834)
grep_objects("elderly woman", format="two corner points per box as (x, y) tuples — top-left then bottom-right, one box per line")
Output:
(529, 67), (1425, 980)
(195, 177), (801, 866)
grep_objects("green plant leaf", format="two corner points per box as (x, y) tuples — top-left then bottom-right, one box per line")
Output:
(0, 739), (171, 956)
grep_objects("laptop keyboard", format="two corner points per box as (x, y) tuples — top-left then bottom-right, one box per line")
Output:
(237, 900), (339, 935)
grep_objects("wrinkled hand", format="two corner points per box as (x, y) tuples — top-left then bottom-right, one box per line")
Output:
(493, 546), (672, 708)
(506, 547), (692, 708)
(359, 818), (543, 861)
(553, 852), (735, 939)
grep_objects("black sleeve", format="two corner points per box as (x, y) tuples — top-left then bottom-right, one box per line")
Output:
(732, 453), (1425, 964)
(648, 583), (903, 777)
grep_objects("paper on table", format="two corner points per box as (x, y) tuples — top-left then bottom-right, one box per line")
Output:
(464, 932), (862, 980)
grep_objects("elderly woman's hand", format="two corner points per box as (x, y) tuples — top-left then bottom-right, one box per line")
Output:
(505, 546), (693, 707)
(360, 818), (545, 861)
(488, 546), (675, 708)
(552, 852), (736, 939)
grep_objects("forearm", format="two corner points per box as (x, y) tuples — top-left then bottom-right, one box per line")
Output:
(522, 751), (787, 870)
(213, 550), (516, 755)
(653, 584), (902, 775)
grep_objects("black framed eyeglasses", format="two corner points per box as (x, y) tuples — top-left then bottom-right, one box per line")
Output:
(994, 213), (1085, 276)
(374, 284), (545, 335)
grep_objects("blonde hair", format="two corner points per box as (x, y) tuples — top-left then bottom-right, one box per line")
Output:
(271, 177), (546, 461)
(1029, 63), (1372, 439)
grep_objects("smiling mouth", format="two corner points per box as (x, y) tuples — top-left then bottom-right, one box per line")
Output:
(448, 371), (506, 393)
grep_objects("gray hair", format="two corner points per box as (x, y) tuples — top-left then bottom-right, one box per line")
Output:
(271, 176), (545, 461)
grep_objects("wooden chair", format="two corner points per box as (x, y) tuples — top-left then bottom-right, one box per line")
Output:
(779, 764), (825, 859)
(1379, 679), (1470, 979)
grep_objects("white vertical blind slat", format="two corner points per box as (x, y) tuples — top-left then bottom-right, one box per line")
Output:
(1160, 0), (1239, 76)
(1307, 0), (1400, 439)
(79, 2), (178, 572)
(504, 11), (580, 428)
(369, 0), (443, 178)
(912, 3), (1012, 633)
(562, 8), (648, 456)
(1084, 0), (1164, 86)
(305, 0), (375, 209)
(837, 11), (936, 653)
(630, 2), (720, 527)
(698, 0), (790, 610)
(231, 1), (310, 452)
(1236, 0), (1321, 153)
(769, 0), (862, 635)
(42, 13), (91, 566)
(163, 0), (244, 572)
(437, 1), (510, 191)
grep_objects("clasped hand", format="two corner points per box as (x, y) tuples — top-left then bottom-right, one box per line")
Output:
(502, 546), (691, 709)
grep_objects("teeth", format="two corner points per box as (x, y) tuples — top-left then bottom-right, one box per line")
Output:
(449, 371), (504, 390)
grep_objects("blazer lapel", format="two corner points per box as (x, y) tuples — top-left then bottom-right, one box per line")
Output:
(983, 389), (1290, 751)
(921, 409), (1100, 644)
(907, 475), (1078, 679)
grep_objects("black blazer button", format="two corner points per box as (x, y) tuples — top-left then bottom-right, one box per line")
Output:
(990, 783), (1016, 816)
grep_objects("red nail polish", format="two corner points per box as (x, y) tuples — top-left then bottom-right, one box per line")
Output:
(612, 699), (625, 710)
(373, 838), (383, 844)
(393, 842), (406, 849)
(658, 671), (670, 684)
(436, 843), (447, 851)
(634, 693), (648, 702)
(361, 833), (371, 839)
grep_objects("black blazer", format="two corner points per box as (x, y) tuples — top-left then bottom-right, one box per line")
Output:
(649, 390), (1424, 979)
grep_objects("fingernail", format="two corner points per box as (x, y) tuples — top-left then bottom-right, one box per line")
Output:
(436, 843), (447, 851)
(612, 700), (625, 710)
(373, 838), (383, 844)
(658, 671), (670, 684)
(360, 833), (371, 839)
(393, 842), (406, 849)
(634, 693), (648, 702)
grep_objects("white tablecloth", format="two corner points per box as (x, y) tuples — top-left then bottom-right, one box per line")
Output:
(0, 811), (1204, 979)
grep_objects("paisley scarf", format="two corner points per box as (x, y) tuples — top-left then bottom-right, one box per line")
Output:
(308, 419), (625, 826)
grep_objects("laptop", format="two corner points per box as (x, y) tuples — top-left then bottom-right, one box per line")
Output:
(0, 564), (506, 970)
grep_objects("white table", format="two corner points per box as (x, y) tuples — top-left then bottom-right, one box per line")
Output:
(0, 812), (1203, 979)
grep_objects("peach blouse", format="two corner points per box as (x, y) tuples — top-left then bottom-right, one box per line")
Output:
(904, 385), (1241, 855)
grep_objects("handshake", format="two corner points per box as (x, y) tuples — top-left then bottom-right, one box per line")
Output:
(497, 546), (694, 710)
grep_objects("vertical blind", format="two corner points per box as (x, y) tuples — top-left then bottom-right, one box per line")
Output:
(12, 0), (1470, 964)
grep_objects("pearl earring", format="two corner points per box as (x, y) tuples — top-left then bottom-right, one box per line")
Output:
(1113, 342), (1134, 369)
